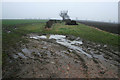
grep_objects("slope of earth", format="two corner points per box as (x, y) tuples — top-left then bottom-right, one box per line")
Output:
(2, 34), (120, 78)
(2, 20), (120, 78)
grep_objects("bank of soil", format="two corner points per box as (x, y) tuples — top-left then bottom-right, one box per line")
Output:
(2, 34), (120, 78)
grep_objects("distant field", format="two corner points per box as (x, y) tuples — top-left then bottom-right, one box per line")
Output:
(2, 19), (120, 50)
(2, 19), (48, 25)
(78, 20), (119, 34)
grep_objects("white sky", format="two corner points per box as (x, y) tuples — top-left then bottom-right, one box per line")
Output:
(2, 1), (119, 23)
(2, 0), (120, 2)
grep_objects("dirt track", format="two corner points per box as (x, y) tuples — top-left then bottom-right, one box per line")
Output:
(2, 34), (120, 78)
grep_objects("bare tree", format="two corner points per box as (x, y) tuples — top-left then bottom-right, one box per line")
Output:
(59, 10), (70, 20)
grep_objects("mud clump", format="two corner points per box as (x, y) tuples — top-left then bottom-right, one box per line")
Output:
(45, 20), (62, 28)
(65, 19), (78, 25)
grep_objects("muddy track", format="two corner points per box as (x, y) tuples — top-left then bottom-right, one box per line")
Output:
(2, 34), (120, 78)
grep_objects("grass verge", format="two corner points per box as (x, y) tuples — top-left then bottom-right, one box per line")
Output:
(19, 22), (119, 47)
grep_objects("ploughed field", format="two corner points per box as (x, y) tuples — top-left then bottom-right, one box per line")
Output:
(2, 19), (120, 78)
(78, 20), (119, 34)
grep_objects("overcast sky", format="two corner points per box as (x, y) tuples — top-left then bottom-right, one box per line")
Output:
(2, 1), (119, 23)
(2, 0), (119, 2)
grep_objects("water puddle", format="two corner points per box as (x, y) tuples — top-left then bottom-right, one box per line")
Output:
(37, 52), (41, 57)
(90, 51), (106, 61)
(29, 34), (107, 60)
(22, 48), (35, 58)
(22, 48), (31, 55)
(12, 54), (19, 59)
(30, 35), (47, 39)
(30, 34), (92, 58)
(13, 34), (106, 61)
(94, 54), (105, 60)
(7, 31), (11, 33)
(49, 35), (66, 39)
(17, 52), (27, 59)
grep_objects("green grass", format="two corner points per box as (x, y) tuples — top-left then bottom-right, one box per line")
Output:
(2, 20), (120, 49)
(2, 19), (48, 26)
(19, 23), (119, 47)
(2, 19), (48, 47)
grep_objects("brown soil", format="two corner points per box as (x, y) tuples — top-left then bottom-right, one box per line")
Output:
(2, 34), (120, 78)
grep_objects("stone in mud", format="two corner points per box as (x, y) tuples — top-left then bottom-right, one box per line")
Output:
(54, 57), (58, 59)
(87, 47), (91, 50)
(40, 74), (43, 77)
(7, 31), (11, 33)
(17, 52), (27, 59)
(74, 60), (80, 63)
(39, 66), (45, 70)
(33, 53), (40, 57)
(99, 70), (105, 74)
(94, 50), (100, 55)
(75, 37), (80, 41)
(45, 60), (50, 63)
(42, 47), (47, 49)
(13, 54), (19, 59)
(9, 60), (12, 63)
(37, 53), (41, 57)
(103, 56), (110, 60)
(68, 49), (73, 53)
(42, 41), (47, 45)
(103, 45), (107, 48)
(50, 62), (55, 64)
(67, 66), (70, 71)
(67, 36), (76, 41)
(22, 48), (31, 55)
(93, 59), (99, 64)
(97, 44), (101, 47)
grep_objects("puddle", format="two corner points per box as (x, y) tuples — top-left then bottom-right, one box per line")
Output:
(37, 52), (41, 57)
(90, 51), (106, 61)
(71, 41), (83, 45)
(17, 52), (27, 59)
(22, 48), (31, 54)
(45, 51), (51, 57)
(29, 34), (110, 60)
(30, 34), (92, 58)
(30, 35), (47, 39)
(22, 48), (33, 58)
(13, 48), (41, 59)
(56, 39), (92, 58)
(7, 31), (11, 33)
(49, 35), (66, 40)
(94, 54), (105, 60)
(12, 54), (19, 59)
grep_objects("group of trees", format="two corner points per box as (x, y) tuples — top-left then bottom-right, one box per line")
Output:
(59, 10), (78, 25)
(59, 10), (70, 20)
